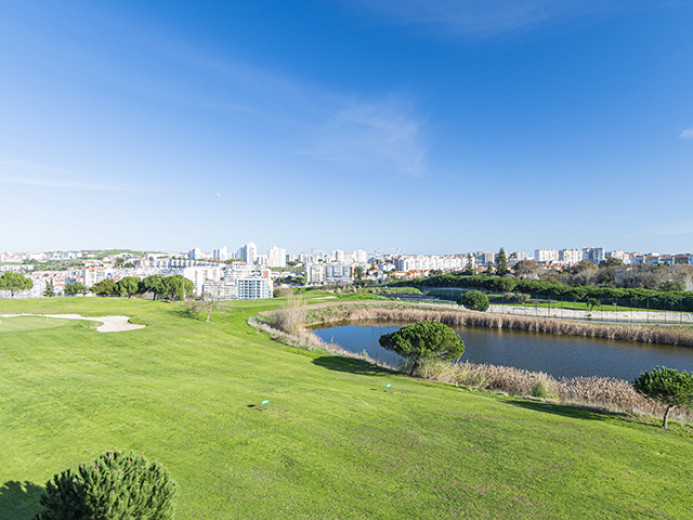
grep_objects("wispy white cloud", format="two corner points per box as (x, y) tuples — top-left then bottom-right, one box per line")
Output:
(346, 0), (628, 38)
(47, 14), (430, 178)
(0, 156), (139, 192)
(300, 97), (427, 175)
(679, 128), (693, 140)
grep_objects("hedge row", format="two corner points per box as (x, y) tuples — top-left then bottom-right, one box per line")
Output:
(391, 274), (693, 311)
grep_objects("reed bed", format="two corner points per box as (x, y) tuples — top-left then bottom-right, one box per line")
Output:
(257, 302), (693, 423)
(414, 360), (691, 421)
(346, 306), (693, 347)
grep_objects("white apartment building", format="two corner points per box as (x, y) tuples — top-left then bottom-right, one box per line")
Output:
(606, 250), (630, 264)
(582, 247), (604, 265)
(201, 280), (238, 300)
(534, 249), (559, 263)
(353, 250), (368, 264)
(213, 246), (229, 262)
(83, 268), (114, 287)
(238, 242), (258, 265)
(305, 263), (326, 285)
(395, 255), (464, 272)
(332, 249), (346, 262)
(224, 262), (253, 281)
(325, 263), (354, 284)
(475, 251), (496, 265)
(559, 249), (582, 265)
(182, 266), (224, 296)
(237, 276), (273, 299)
(267, 246), (287, 268)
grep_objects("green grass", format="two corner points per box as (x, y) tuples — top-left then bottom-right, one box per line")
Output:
(1, 297), (692, 519)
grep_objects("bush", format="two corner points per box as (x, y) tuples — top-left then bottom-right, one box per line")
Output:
(531, 379), (557, 399)
(379, 321), (464, 373)
(458, 291), (490, 312)
(37, 449), (177, 519)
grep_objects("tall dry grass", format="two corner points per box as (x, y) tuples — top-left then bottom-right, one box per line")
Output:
(345, 306), (693, 347)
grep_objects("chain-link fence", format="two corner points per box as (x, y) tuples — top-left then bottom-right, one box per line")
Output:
(415, 287), (693, 325)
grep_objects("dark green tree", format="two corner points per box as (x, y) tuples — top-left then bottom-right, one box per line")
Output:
(143, 275), (165, 300)
(379, 321), (465, 373)
(90, 278), (117, 297)
(600, 257), (624, 268)
(633, 366), (693, 429)
(353, 265), (365, 281)
(43, 280), (55, 298)
(36, 449), (177, 519)
(116, 276), (142, 298)
(496, 248), (509, 276)
(160, 275), (194, 301)
(463, 254), (474, 275)
(458, 290), (490, 312)
(0, 272), (33, 297)
(64, 282), (88, 296)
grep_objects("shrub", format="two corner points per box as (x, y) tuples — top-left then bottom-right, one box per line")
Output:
(458, 291), (490, 312)
(531, 379), (557, 399)
(37, 449), (177, 519)
(379, 321), (464, 373)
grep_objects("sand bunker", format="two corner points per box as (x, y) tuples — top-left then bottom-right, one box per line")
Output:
(0, 314), (145, 333)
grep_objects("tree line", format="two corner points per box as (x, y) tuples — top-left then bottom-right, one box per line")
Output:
(1, 272), (195, 301)
(392, 273), (693, 311)
(62, 275), (194, 301)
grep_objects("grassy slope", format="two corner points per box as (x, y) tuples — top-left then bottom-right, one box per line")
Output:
(1, 297), (692, 519)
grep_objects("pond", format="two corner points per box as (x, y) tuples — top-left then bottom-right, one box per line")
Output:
(311, 322), (693, 380)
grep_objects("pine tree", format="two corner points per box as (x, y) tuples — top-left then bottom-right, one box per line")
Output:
(37, 449), (177, 519)
(43, 281), (55, 298)
(496, 248), (509, 276)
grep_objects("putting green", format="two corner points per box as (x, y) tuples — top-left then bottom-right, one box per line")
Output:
(0, 315), (92, 333)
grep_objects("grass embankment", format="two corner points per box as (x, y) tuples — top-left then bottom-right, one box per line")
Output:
(1, 296), (693, 519)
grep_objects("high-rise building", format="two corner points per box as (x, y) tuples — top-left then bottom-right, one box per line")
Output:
(534, 249), (559, 263)
(267, 246), (287, 268)
(582, 247), (604, 265)
(238, 242), (258, 265)
(559, 249), (582, 265)
(213, 246), (229, 262)
(237, 276), (273, 299)
(353, 250), (368, 264)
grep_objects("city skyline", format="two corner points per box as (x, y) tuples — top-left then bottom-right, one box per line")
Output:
(2, 1), (692, 253)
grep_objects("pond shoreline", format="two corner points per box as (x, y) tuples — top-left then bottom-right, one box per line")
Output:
(289, 300), (693, 348)
(255, 301), (693, 424)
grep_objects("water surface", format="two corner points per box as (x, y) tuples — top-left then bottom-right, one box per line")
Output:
(312, 322), (693, 380)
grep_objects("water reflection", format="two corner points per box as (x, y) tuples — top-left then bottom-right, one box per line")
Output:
(311, 321), (693, 380)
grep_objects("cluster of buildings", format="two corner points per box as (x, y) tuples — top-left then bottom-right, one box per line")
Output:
(3, 243), (693, 300)
(527, 248), (693, 267)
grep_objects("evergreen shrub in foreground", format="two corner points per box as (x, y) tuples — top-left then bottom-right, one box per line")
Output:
(37, 449), (177, 520)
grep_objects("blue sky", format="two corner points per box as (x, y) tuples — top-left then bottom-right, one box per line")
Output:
(1, 0), (692, 255)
